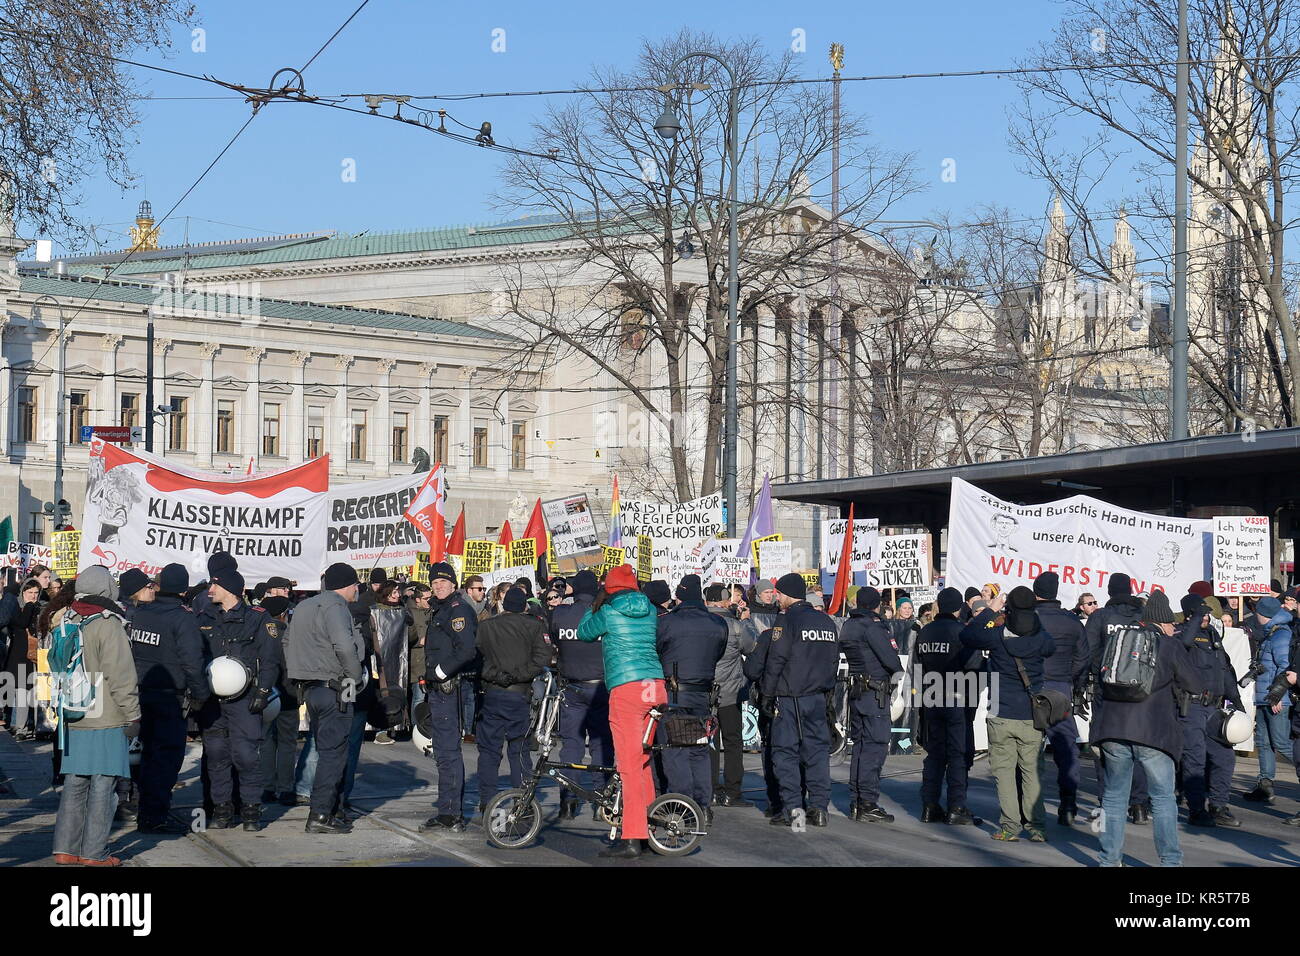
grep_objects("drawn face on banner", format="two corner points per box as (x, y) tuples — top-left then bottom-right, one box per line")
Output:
(1153, 541), (1180, 578)
(987, 513), (1019, 552)
(89, 458), (143, 544)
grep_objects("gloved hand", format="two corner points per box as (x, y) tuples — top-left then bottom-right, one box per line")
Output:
(123, 720), (141, 739)
(248, 688), (272, 715)
(760, 696), (778, 719)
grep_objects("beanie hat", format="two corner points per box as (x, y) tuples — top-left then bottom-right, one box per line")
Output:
(1257, 595), (1282, 618)
(856, 586), (882, 611)
(266, 576), (293, 590)
(158, 563), (189, 596)
(1142, 589), (1175, 625)
(513, 577), (534, 598)
(775, 572), (806, 601)
(1108, 572), (1132, 597)
(676, 574), (704, 603)
(936, 587), (963, 615)
(211, 569), (245, 597)
(503, 587), (528, 613)
(642, 579), (670, 605)
(208, 551), (238, 577)
(261, 596), (291, 619)
(570, 569), (599, 597)
(1004, 586), (1038, 636)
(896, 596), (913, 610)
(369, 568), (388, 585)
(252, 582), (269, 602)
(704, 583), (730, 603)
(117, 568), (151, 601)
(1188, 580), (1213, 598)
(603, 564), (639, 595)
(1033, 571), (1059, 601)
(1180, 593), (1205, 617)
(963, 586), (980, 601)
(323, 562), (360, 591)
(429, 562), (457, 586)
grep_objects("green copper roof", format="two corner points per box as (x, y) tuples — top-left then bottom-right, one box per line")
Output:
(17, 272), (512, 341)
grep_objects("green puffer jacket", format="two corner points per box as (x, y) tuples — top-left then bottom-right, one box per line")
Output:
(576, 590), (662, 691)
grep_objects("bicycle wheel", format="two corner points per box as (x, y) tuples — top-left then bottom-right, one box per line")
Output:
(646, 793), (704, 857)
(483, 789), (542, 850)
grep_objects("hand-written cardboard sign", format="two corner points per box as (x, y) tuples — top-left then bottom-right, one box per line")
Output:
(821, 518), (880, 572)
(864, 534), (932, 589)
(750, 533), (782, 577)
(1213, 516), (1271, 596)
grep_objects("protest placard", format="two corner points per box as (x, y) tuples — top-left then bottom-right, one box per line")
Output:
(757, 540), (793, 580)
(52, 531), (81, 579)
(541, 494), (602, 557)
(509, 538), (537, 569)
(864, 534), (932, 590)
(1213, 516), (1271, 596)
(463, 540), (497, 576)
(750, 533), (782, 577)
(821, 517), (880, 572)
(636, 534), (653, 582)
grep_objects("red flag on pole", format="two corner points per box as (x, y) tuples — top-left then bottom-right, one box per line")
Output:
(402, 462), (446, 561)
(446, 505), (466, 558)
(523, 497), (549, 579)
(828, 503), (855, 616)
(497, 520), (513, 547)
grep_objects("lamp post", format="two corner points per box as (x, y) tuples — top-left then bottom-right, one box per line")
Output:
(33, 295), (67, 530)
(654, 51), (740, 536)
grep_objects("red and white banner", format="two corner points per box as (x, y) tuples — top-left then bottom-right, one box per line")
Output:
(402, 464), (446, 562)
(327, 469), (438, 569)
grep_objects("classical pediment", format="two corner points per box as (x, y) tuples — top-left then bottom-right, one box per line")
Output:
(213, 375), (243, 390)
(261, 380), (293, 395)
(390, 388), (420, 404)
(510, 398), (539, 415)
(469, 391), (499, 411)
(168, 371), (202, 387)
(304, 384), (337, 398)
(427, 390), (461, 407)
(347, 385), (379, 401)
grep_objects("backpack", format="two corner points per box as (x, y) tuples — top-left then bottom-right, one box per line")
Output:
(1099, 623), (1159, 702)
(46, 608), (101, 729)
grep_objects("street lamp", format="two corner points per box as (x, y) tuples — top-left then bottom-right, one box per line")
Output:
(654, 51), (740, 536)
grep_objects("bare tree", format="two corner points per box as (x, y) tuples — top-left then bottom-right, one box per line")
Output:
(0, 0), (197, 245)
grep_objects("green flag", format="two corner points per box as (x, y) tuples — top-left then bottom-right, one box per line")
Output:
(0, 516), (12, 554)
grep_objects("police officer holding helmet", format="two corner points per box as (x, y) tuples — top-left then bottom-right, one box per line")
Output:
(284, 562), (366, 834)
(838, 586), (902, 823)
(1178, 596), (1243, 828)
(761, 573), (840, 828)
(419, 562), (478, 832)
(127, 562), (208, 833)
(196, 566), (280, 832)
(550, 569), (612, 819)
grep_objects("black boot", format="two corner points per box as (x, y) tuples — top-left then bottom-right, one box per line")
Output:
(1057, 805), (1076, 827)
(807, 808), (828, 827)
(921, 803), (948, 823)
(846, 801), (861, 821)
(241, 804), (261, 832)
(599, 838), (643, 859)
(1210, 805), (1241, 828)
(947, 806), (975, 826)
(856, 803), (895, 823)
(305, 811), (350, 834)
(209, 803), (234, 830)
(1243, 780), (1274, 803)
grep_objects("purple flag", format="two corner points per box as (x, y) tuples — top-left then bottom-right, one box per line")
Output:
(737, 473), (774, 559)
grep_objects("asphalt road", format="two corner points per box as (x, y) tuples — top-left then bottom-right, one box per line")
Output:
(3, 730), (1298, 867)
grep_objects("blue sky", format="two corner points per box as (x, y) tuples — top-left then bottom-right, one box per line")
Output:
(42, 0), (1120, 255)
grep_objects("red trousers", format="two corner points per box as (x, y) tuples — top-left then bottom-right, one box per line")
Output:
(608, 679), (667, 840)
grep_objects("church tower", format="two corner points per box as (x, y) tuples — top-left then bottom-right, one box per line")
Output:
(129, 199), (161, 251)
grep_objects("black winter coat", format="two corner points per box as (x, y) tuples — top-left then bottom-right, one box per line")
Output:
(1092, 630), (1203, 759)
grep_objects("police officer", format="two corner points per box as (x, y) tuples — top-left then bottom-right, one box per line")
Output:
(128, 563), (208, 833)
(1032, 571), (1090, 826)
(915, 586), (979, 825)
(117, 568), (154, 623)
(475, 586), (552, 811)
(742, 622), (784, 818)
(196, 567), (280, 831)
(656, 574), (727, 818)
(550, 569), (612, 818)
(1084, 573), (1151, 823)
(761, 572), (840, 828)
(284, 562), (365, 834)
(1178, 597), (1243, 828)
(839, 586), (902, 823)
(419, 562), (478, 832)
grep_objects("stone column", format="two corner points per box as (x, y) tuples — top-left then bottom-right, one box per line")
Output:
(0, 318), (11, 453)
(153, 338), (173, 452)
(290, 351), (310, 462)
(376, 358), (396, 473)
(245, 347), (266, 471)
(455, 367), (474, 477)
(333, 356), (353, 476)
(418, 362), (436, 465)
(98, 335), (123, 436)
(197, 343), (219, 467)
(494, 387), (510, 477)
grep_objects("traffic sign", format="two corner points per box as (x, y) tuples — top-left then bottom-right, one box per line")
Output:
(81, 425), (142, 444)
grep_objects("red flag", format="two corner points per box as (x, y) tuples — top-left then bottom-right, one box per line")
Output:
(497, 520), (513, 547)
(402, 463), (446, 561)
(447, 505), (466, 557)
(828, 503), (855, 616)
(523, 498), (549, 576)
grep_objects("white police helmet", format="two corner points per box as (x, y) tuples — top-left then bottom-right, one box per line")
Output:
(208, 656), (252, 699)
(1210, 708), (1252, 746)
(411, 700), (433, 757)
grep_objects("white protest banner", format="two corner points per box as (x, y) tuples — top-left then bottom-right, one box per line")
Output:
(757, 540), (793, 580)
(1213, 516), (1271, 597)
(657, 540), (703, 583)
(620, 493), (723, 543)
(947, 477), (1212, 606)
(482, 564), (536, 591)
(864, 534), (932, 590)
(324, 471), (434, 571)
(821, 518), (880, 572)
(541, 494), (602, 557)
(78, 439), (331, 583)
(906, 584), (939, 607)
(698, 538), (751, 584)
(5, 541), (52, 573)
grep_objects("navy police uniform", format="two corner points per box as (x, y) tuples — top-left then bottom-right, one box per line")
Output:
(915, 612), (978, 815)
(1179, 611), (1242, 819)
(1035, 590), (1090, 817)
(423, 580), (478, 821)
(760, 590), (840, 823)
(197, 600), (280, 815)
(128, 593), (209, 828)
(839, 603), (902, 817)
(655, 596), (727, 808)
(742, 627), (783, 814)
(551, 589), (614, 804)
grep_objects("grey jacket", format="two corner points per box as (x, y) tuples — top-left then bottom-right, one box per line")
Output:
(70, 565), (140, 730)
(284, 590), (364, 684)
(713, 611), (759, 707)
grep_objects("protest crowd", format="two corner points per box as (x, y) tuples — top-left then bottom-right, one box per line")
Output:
(2, 452), (1295, 866)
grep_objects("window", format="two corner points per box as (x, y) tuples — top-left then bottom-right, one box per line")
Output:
(262, 402), (281, 456)
(17, 386), (37, 443)
(473, 423), (488, 467)
(391, 411), (408, 463)
(307, 406), (324, 459)
(28, 513), (45, 546)
(511, 421), (527, 469)
(167, 396), (188, 451)
(216, 400), (235, 454)
(68, 391), (90, 444)
(350, 408), (367, 460)
(120, 393), (139, 430)
(433, 415), (449, 465)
